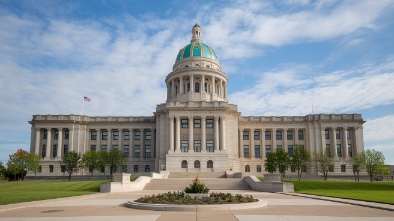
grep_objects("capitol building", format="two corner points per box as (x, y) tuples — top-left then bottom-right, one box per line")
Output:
(28, 24), (365, 177)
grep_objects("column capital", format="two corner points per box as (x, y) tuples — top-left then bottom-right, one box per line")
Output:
(214, 116), (219, 120)
(220, 116), (226, 120)
(175, 116), (180, 120)
(201, 115), (206, 119)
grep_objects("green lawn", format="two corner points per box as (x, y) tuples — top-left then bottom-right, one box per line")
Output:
(0, 181), (105, 205)
(286, 180), (394, 205)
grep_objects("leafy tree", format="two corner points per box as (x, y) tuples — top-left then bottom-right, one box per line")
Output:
(6, 157), (20, 181)
(98, 150), (109, 175)
(106, 148), (126, 175)
(27, 153), (41, 176)
(291, 145), (311, 181)
(347, 152), (365, 182)
(7, 149), (29, 181)
(62, 151), (83, 181)
(264, 152), (277, 173)
(275, 148), (291, 179)
(364, 149), (385, 182)
(313, 150), (334, 181)
(0, 162), (5, 179)
(83, 151), (99, 174)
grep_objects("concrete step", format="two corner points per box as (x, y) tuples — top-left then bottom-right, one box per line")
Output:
(143, 178), (250, 190)
(168, 172), (226, 178)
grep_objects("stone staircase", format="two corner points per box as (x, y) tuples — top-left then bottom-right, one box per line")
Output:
(143, 178), (250, 191)
(168, 172), (226, 178)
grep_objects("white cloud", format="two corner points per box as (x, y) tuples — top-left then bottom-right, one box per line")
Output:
(364, 115), (394, 142)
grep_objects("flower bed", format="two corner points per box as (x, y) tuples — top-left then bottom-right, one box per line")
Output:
(134, 191), (257, 205)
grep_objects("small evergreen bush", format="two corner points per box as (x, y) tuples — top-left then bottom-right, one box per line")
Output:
(184, 176), (209, 193)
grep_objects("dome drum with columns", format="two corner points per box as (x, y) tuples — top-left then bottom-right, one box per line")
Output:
(27, 24), (365, 178)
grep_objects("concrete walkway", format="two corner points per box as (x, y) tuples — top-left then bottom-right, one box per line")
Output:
(0, 190), (393, 221)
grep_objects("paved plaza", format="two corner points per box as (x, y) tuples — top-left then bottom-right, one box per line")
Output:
(0, 190), (393, 221)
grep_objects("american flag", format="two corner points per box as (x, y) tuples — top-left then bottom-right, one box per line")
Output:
(84, 96), (91, 102)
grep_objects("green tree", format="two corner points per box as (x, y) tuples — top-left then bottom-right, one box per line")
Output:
(291, 145), (311, 181)
(6, 157), (20, 181)
(27, 153), (41, 176)
(313, 150), (334, 181)
(98, 150), (109, 175)
(83, 151), (99, 174)
(347, 152), (365, 182)
(275, 148), (291, 180)
(7, 149), (30, 181)
(264, 152), (277, 173)
(0, 162), (5, 179)
(62, 151), (83, 181)
(106, 148), (126, 175)
(364, 149), (385, 182)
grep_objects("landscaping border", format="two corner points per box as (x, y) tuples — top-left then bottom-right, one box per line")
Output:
(126, 199), (267, 211)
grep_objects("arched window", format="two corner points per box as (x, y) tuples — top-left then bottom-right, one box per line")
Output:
(133, 165), (138, 173)
(181, 160), (188, 168)
(194, 160), (200, 168)
(185, 65), (189, 68)
(175, 86), (178, 95)
(206, 65), (210, 68)
(187, 83), (190, 92)
(207, 160), (213, 168)
(195, 82), (200, 93)
(195, 64), (200, 67)
(257, 165), (262, 172)
(145, 165), (150, 172)
(204, 83), (208, 92)
(245, 165), (250, 172)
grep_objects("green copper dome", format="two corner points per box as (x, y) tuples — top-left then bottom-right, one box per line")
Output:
(175, 42), (219, 63)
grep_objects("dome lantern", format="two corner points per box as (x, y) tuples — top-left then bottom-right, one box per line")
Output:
(191, 23), (202, 43)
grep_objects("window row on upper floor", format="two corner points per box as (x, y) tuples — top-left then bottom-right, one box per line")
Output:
(90, 130), (152, 141)
(324, 128), (352, 140)
(181, 118), (213, 128)
(242, 130), (304, 141)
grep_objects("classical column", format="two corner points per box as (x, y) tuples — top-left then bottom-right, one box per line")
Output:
(175, 117), (181, 152)
(294, 128), (299, 145)
(35, 129), (41, 155)
(214, 116), (219, 151)
(201, 75), (205, 93)
(119, 130), (123, 151)
(272, 128), (277, 151)
(188, 117), (193, 152)
(250, 128), (254, 158)
(239, 128), (244, 158)
(96, 129), (101, 151)
(284, 129), (288, 153)
(261, 128), (266, 158)
(343, 127), (348, 158)
(190, 74), (194, 93)
(180, 77), (184, 94)
(141, 130), (145, 159)
(108, 129), (112, 151)
(321, 127), (326, 154)
(171, 79), (175, 96)
(167, 82), (170, 100)
(224, 82), (227, 99)
(220, 116), (226, 151)
(70, 127), (74, 151)
(220, 78), (223, 96)
(212, 76), (216, 94)
(57, 129), (63, 158)
(331, 127), (338, 158)
(129, 129), (134, 158)
(151, 128), (155, 158)
(46, 128), (52, 158)
(201, 116), (206, 152)
(169, 117), (174, 152)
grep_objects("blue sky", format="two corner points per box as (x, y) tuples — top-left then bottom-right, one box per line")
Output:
(1, 0), (394, 164)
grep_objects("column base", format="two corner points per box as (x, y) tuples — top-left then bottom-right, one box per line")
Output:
(168, 149), (174, 154)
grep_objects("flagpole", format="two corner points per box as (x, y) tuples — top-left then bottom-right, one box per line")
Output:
(81, 96), (85, 115)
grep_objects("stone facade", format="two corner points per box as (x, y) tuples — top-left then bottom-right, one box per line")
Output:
(28, 24), (365, 177)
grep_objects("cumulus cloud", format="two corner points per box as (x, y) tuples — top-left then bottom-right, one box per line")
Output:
(364, 115), (394, 142)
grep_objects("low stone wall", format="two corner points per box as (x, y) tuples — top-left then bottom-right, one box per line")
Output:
(100, 173), (152, 193)
(244, 175), (294, 193)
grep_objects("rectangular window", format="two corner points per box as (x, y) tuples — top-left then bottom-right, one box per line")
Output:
(124, 131), (130, 140)
(243, 131), (249, 140)
(265, 145), (271, 157)
(101, 145), (108, 152)
(43, 130), (47, 139)
(277, 145), (282, 149)
(91, 131), (97, 140)
(49, 165), (54, 173)
(288, 145), (294, 157)
(291, 166), (296, 172)
(329, 165), (334, 172)
(325, 129), (330, 139)
(145, 131), (151, 140)
(206, 140), (214, 152)
(298, 130), (304, 140)
(336, 129), (340, 139)
(113, 131), (119, 140)
(65, 130), (69, 139)
(276, 131), (282, 140)
(341, 165), (346, 172)
(255, 145), (261, 158)
(337, 144), (342, 157)
(61, 165), (65, 173)
(134, 131), (141, 140)
(90, 145), (96, 151)
(206, 119), (213, 128)
(54, 130), (59, 139)
(346, 129), (351, 139)
(326, 144), (331, 157)
(348, 144), (352, 157)
(181, 119), (188, 128)
(102, 131), (108, 140)
(265, 131), (271, 140)
(112, 145), (118, 149)
(287, 131), (293, 140)
(123, 145), (129, 158)
(53, 145), (57, 157)
(42, 144), (46, 158)
(254, 131), (260, 140)
(181, 140), (188, 152)
(194, 140), (201, 152)
(63, 145), (68, 154)
(194, 119), (201, 128)
(243, 145), (249, 158)
(145, 145), (151, 158)
(134, 145), (140, 158)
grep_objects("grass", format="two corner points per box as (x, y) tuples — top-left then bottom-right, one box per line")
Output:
(0, 180), (106, 205)
(286, 180), (394, 205)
